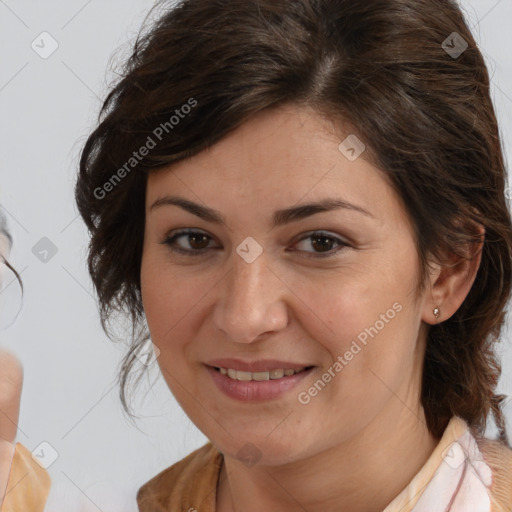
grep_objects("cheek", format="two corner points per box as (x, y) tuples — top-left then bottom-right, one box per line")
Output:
(140, 251), (215, 364)
(292, 253), (420, 389)
(293, 268), (405, 346)
(140, 251), (182, 345)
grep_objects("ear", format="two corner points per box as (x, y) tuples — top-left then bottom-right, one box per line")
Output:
(422, 225), (485, 325)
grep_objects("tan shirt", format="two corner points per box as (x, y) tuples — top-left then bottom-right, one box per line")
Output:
(0, 416), (510, 511)
(136, 416), (512, 512)
(0, 442), (51, 512)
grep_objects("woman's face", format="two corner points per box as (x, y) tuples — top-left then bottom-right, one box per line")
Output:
(140, 104), (433, 464)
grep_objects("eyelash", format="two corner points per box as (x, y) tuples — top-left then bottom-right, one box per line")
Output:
(160, 229), (350, 259)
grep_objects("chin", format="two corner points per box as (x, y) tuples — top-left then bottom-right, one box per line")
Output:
(213, 432), (315, 467)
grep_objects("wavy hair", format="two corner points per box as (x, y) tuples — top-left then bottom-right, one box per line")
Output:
(0, 211), (22, 291)
(75, 0), (512, 445)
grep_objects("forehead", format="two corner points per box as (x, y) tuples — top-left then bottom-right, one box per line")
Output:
(145, 104), (407, 229)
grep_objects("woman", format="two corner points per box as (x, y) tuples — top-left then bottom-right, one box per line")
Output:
(0, 211), (51, 512)
(75, 0), (512, 510)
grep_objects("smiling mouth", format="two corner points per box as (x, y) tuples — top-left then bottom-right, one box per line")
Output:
(212, 366), (315, 381)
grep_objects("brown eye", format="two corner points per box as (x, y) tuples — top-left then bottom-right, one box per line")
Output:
(292, 231), (349, 258)
(160, 229), (216, 256)
(160, 229), (349, 259)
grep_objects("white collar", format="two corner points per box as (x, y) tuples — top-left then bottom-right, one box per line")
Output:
(383, 416), (493, 512)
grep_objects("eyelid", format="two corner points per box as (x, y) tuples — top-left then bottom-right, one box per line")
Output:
(160, 228), (351, 258)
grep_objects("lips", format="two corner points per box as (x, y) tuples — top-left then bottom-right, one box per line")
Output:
(204, 358), (316, 401)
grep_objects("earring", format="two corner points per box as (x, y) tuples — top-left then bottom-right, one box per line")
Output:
(433, 307), (440, 319)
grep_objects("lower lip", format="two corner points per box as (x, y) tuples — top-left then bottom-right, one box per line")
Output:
(205, 365), (314, 402)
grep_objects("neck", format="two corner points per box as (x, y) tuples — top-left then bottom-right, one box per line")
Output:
(217, 391), (440, 512)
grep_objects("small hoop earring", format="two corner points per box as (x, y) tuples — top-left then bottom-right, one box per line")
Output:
(433, 307), (440, 319)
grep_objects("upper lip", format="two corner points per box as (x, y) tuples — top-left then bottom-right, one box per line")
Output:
(206, 358), (313, 372)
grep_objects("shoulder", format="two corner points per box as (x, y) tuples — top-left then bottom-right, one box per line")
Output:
(136, 442), (223, 512)
(475, 436), (512, 512)
(1, 442), (51, 512)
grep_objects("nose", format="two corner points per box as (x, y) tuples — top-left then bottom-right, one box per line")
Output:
(212, 249), (289, 344)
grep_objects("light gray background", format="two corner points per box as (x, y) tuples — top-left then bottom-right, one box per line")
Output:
(0, 1), (511, 511)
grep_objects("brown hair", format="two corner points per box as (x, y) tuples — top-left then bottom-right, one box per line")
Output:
(0, 212), (23, 297)
(75, 0), (512, 445)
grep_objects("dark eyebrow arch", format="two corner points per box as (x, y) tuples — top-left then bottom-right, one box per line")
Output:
(149, 195), (374, 228)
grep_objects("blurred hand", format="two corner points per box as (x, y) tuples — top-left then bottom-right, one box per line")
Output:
(0, 349), (23, 508)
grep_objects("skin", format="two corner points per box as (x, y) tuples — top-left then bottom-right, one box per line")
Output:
(140, 104), (482, 512)
(0, 235), (23, 506)
(0, 350), (22, 507)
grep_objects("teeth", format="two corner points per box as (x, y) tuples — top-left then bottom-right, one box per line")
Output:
(252, 371), (270, 381)
(217, 367), (307, 381)
(270, 369), (284, 379)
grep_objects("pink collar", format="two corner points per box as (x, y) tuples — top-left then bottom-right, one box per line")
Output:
(384, 416), (493, 512)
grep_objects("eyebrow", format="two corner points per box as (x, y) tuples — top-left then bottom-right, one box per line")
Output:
(149, 195), (374, 228)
